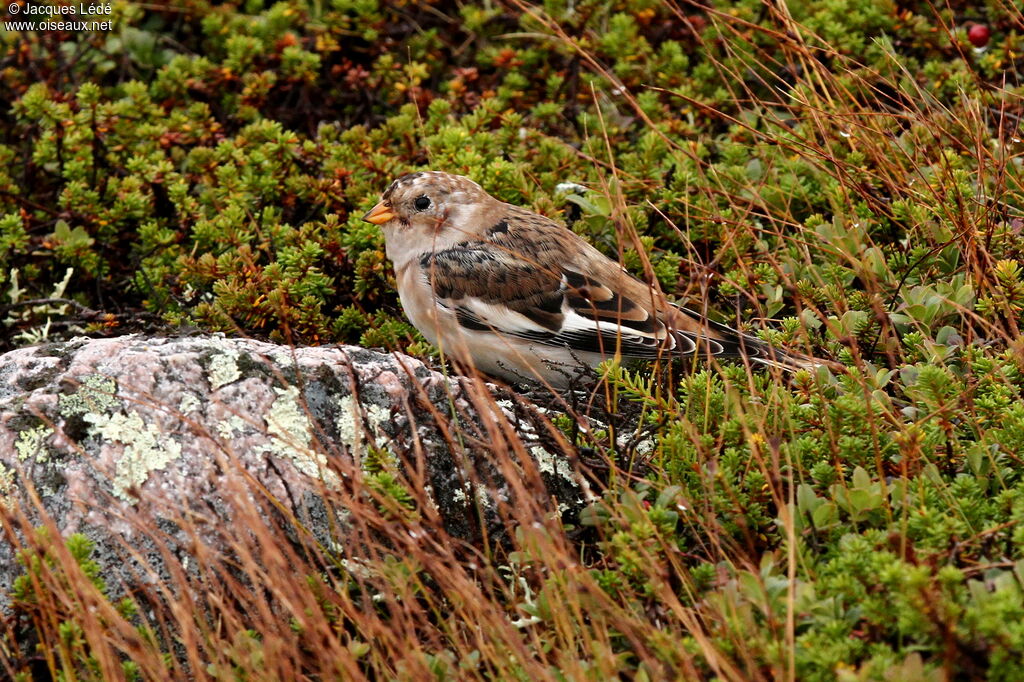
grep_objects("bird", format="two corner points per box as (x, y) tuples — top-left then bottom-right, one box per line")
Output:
(362, 170), (825, 388)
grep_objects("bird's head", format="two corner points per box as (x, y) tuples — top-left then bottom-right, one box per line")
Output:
(362, 171), (491, 237)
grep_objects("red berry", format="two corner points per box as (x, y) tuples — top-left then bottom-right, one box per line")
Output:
(968, 24), (991, 48)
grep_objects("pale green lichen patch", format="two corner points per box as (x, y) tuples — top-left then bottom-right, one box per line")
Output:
(336, 395), (391, 457)
(59, 375), (119, 417)
(208, 352), (242, 389)
(0, 463), (16, 509)
(85, 411), (183, 502)
(495, 402), (576, 486)
(16, 424), (53, 463)
(269, 350), (297, 368)
(261, 386), (340, 487)
(531, 445), (576, 486)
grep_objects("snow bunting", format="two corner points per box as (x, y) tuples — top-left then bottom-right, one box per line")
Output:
(363, 171), (822, 388)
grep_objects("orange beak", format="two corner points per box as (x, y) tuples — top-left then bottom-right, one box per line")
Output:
(362, 202), (396, 225)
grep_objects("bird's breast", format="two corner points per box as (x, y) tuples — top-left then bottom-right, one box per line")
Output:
(395, 261), (443, 344)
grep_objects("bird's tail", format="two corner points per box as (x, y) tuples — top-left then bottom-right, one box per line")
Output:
(743, 337), (833, 374)
(672, 306), (839, 375)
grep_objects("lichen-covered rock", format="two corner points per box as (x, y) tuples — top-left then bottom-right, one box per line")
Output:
(0, 335), (587, 603)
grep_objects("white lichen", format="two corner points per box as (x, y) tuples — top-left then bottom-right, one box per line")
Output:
(530, 445), (576, 485)
(632, 438), (656, 458)
(340, 557), (376, 580)
(216, 415), (249, 440)
(85, 411), (183, 502)
(421, 484), (438, 512)
(450, 483), (495, 509)
(178, 393), (201, 416)
(208, 352), (241, 389)
(555, 181), (588, 195)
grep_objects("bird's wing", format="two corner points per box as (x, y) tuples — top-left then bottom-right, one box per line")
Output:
(417, 218), (705, 360)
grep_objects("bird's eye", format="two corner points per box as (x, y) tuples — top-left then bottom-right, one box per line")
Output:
(413, 196), (431, 211)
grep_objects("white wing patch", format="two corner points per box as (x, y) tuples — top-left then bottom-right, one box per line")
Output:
(441, 294), (706, 360)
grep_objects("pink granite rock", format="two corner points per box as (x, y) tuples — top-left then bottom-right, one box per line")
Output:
(0, 335), (586, 602)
